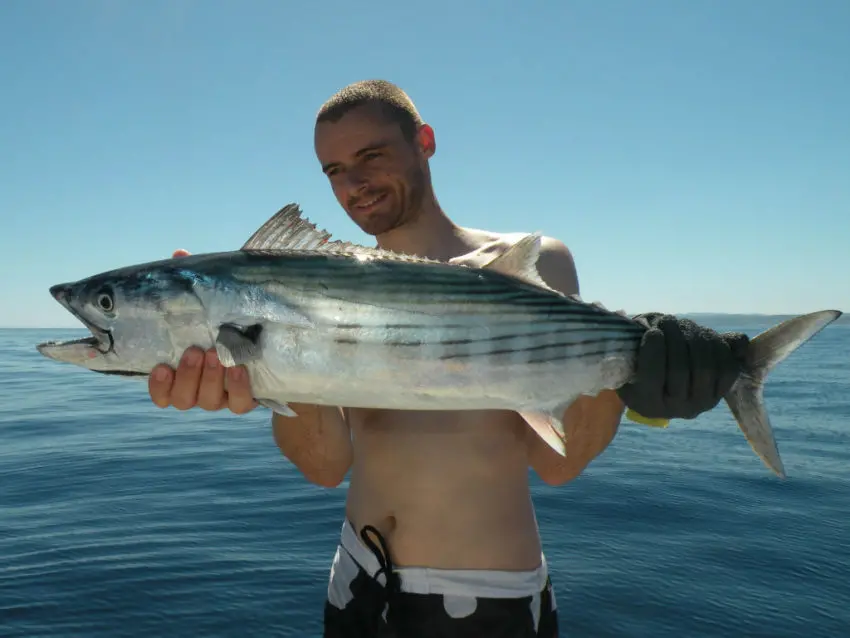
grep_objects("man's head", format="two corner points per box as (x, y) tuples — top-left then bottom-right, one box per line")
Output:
(314, 79), (436, 236)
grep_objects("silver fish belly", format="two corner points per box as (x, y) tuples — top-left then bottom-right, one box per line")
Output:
(210, 254), (644, 413)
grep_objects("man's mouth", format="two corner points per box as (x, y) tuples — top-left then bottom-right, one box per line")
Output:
(40, 284), (114, 355)
(353, 192), (387, 211)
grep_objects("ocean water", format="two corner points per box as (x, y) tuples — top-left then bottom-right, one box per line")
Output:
(1, 316), (849, 637)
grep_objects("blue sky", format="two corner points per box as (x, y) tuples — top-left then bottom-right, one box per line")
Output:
(1, 0), (848, 328)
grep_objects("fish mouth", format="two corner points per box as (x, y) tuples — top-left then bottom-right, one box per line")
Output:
(37, 284), (114, 355)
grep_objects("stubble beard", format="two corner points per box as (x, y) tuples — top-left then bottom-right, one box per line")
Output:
(357, 164), (428, 237)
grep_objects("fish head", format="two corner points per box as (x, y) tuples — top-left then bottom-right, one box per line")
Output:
(36, 262), (207, 376)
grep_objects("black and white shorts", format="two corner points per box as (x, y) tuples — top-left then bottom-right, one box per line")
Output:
(323, 518), (559, 637)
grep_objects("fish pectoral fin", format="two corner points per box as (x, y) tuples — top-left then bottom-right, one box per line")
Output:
(257, 398), (296, 417)
(519, 409), (568, 457)
(477, 234), (556, 292)
(215, 322), (264, 367)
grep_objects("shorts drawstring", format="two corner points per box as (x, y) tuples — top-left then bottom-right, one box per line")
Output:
(359, 524), (401, 625)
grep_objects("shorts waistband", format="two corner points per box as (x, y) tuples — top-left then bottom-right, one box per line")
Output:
(339, 518), (549, 598)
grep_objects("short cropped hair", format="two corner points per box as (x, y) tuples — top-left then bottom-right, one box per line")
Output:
(316, 79), (424, 141)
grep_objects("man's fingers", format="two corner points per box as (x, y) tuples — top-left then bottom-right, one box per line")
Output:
(148, 364), (175, 408)
(658, 316), (689, 403)
(723, 332), (750, 366)
(687, 330), (716, 411)
(226, 366), (258, 414)
(197, 349), (227, 411)
(633, 327), (667, 403)
(155, 246), (262, 417)
(716, 333), (747, 399)
(170, 347), (204, 410)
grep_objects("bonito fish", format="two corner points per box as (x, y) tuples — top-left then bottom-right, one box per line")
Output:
(37, 204), (841, 477)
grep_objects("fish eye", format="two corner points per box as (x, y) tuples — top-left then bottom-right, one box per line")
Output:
(95, 287), (114, 313)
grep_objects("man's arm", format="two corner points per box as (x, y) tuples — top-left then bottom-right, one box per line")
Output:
(149, 348), (354, 488)
(523, 237), (625, 486)
(271, 405), (353, 488)
(147, 250), (353, 489)
(150, 352), (353, 487)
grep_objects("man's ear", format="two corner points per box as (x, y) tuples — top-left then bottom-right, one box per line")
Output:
(416, 124), (436, 158)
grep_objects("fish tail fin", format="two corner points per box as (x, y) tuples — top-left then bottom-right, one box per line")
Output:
(723, 310), (842, 478)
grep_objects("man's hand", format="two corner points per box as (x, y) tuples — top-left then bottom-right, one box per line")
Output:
(616, 313), (750, 420)
(147, 249), (259, 415)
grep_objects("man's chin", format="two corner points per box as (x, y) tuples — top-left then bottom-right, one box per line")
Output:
(350, 208), (401, 237)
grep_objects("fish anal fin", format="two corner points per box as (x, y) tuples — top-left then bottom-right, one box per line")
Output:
(215, 322), (264, 367)
(519, 409), (568, 457)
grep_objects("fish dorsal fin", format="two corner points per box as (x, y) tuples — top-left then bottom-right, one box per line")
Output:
(242, 204), (561, 286)
(478, 233), (555, 292)
(241, 202), (446, 266)
(241, 203), (335, 251)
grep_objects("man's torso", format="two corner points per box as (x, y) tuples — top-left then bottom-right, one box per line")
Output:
(342, 229), (550, 572)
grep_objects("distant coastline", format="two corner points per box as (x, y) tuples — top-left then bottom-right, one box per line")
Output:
(681, 312), (849, 324)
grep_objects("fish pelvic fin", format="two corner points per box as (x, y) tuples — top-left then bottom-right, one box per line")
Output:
(257, 398), (297, 417)
(519, 409), (568, 457)
(724, 309), (842, 478)
(217, 348), (297, 418)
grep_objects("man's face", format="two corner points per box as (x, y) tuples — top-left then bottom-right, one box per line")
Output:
(314, 103), (433, 236)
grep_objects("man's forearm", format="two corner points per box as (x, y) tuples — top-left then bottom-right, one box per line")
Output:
(527, 390), (625, 485)
(272, 403), (353, 488)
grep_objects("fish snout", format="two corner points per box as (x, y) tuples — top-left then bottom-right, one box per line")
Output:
(50, 284), (71, 302)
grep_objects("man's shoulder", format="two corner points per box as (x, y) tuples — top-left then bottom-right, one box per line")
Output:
(458, 227), (573, 261)
(456, 227), (579, 295)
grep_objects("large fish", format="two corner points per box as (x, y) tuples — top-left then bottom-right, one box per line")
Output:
(37, 204), (841, 477)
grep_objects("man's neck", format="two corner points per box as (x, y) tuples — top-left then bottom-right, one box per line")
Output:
(375, 201), (471, 262)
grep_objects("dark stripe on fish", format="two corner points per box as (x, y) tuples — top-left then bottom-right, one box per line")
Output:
(330, 330), (638, 363)
(190, 253), (636, 328)
(333, 314), (640, 332)
(438, 334), (639, 362)
(518, 343), (638, 365)
(92, 369), (149, 377)
(228, 254), (589, 296)
(372, 325), (638, 348)
(225, 258), (632, 321)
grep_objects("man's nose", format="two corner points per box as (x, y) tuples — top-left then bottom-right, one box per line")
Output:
(344, 166), (370, 189)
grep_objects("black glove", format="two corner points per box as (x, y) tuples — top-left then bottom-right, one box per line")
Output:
(616, 313), (750, 420)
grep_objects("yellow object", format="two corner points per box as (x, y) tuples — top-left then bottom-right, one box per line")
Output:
(626, 408), (670, 428)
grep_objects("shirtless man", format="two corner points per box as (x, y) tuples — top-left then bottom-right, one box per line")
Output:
(148, 80), (748, 637)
